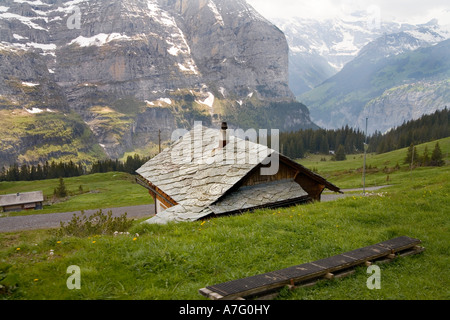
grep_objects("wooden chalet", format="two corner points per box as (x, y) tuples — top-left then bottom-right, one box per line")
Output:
(0, 191), (44, 213)
(136, 123), (341, 224)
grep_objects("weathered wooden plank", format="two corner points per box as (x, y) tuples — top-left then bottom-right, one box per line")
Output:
(376, 236), (421, 252)
(342, 244), (390, 262)
(205, 272), (290, 300)
(272, 262), (326, 280)
(312, 254), (358, 272)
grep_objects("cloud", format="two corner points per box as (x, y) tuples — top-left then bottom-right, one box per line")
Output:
(247, 0), (341, 20)
(247, 0), (450, 24)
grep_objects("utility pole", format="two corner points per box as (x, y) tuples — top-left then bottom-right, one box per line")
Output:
(158, 129), (161, 154)
(363, 118), (368, 195)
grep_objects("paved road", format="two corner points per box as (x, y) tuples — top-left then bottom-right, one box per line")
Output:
(321, 185), (392, 202)
(0, 204), (155, 233)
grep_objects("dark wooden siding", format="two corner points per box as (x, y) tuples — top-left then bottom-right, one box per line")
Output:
(241, 162), (297, 187)
(239, 160), (325, 201)
(2, 202), (43, 212)
(294, 173), (325, 201)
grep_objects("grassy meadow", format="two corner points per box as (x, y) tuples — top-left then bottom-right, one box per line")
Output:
(298, 137), (450, 189)
(0, 138), (449, 300)
(0, 172), (153, 217)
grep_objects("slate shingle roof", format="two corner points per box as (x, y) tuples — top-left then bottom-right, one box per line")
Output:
(209, 179), (308, 215)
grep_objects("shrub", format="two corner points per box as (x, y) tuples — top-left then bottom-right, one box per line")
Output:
(55, 209), (133, 237)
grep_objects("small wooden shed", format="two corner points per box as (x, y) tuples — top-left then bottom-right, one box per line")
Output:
(136, 123), (341, 224)
(0, 191), (44, 213)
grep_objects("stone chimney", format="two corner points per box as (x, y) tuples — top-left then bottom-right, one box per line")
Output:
(219, 122), (228, 148)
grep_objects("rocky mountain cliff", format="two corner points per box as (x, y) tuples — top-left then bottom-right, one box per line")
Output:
(299, 28), (450, 134)
(356, 80), (450, 134)
(0, 0), (315, 165)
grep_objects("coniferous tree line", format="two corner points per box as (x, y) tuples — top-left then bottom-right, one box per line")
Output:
(0, 160), (85, 182)
(404, 142), (445, 167)
(278, 107), (449, 159)
(0, 155), (150, 182)
(279, 126), (366, 159)
(90, 155), (150, 175)
(368, 108), (448, 154)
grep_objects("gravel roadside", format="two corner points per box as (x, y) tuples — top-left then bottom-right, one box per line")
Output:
(0, 204), (155, 233)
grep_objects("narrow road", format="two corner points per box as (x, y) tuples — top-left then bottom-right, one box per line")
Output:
(0, 204), (155, 233)
(321, 185), (392, 202)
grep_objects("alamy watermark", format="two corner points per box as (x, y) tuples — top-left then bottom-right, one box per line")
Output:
(67, 6), (82, 30)
(66, 265), (81, 290)
(366, 265), (381, 290)
(170, 122), (280, 176)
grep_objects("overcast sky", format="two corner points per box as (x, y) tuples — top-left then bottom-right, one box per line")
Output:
(246, 0), (450, 24)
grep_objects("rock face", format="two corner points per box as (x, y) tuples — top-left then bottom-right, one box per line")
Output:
(299, 34), (450, 134)
(356, 80), (450, 134)
(0, 0), (310, 164)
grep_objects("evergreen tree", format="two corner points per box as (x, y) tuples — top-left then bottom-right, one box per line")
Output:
(319, 135), (329, 154)
(54, 177), (68, 198)
(36, 164), (44, 181)
(19, 164), (30, 181)
(6, 163), (20, 181)
(421, 146), (430, 166)
(335, 145), (346, 161)
(430, 142), (444, 166)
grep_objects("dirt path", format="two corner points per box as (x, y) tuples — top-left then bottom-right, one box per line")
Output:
(0, 204), (155, 233)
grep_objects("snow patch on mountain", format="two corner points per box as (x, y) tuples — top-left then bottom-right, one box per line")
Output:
(69, 33), (132, 47)
(0, 12), (48, 30)
(196, 92), (215, 108)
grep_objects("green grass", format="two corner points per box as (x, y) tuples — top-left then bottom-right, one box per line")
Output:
(297, 137), (450, 189)
(0, 172), (153, 216)
(0, 108), (105, 165)
(0, 141), (449, 300)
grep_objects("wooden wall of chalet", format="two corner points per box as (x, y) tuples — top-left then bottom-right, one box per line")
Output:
(2, 202), (43, 213)
(240, 160), (325, 201)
